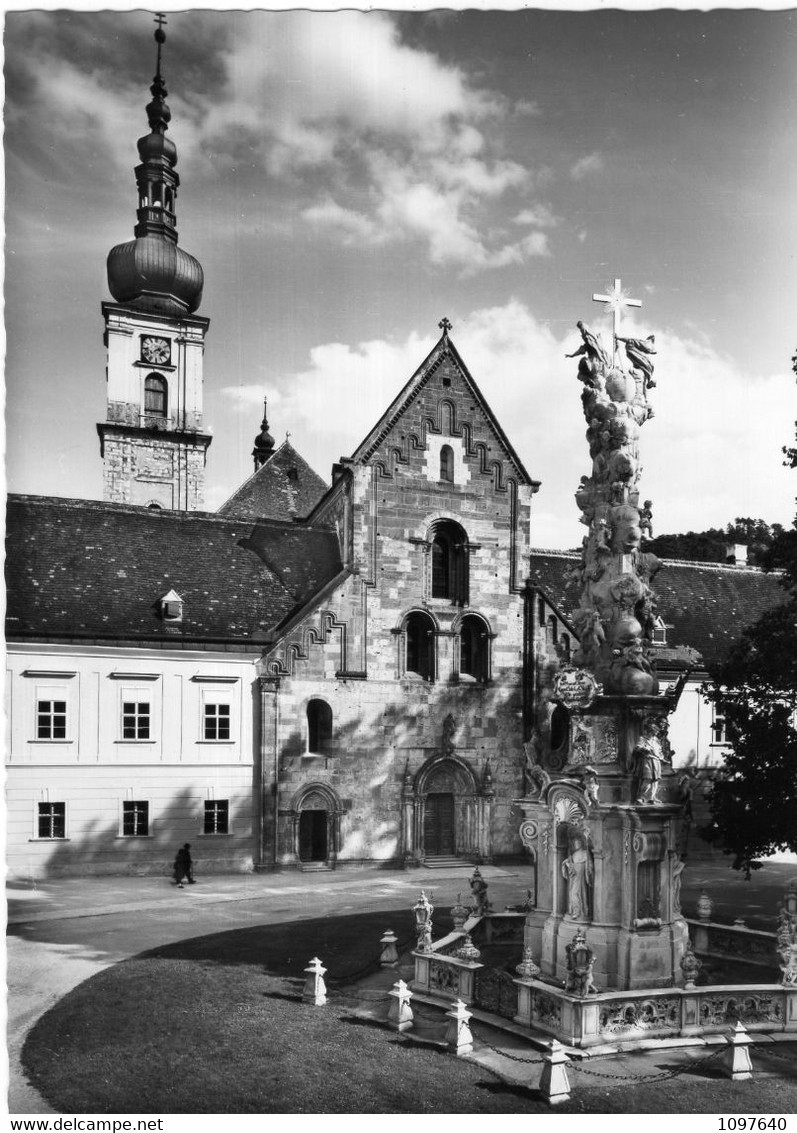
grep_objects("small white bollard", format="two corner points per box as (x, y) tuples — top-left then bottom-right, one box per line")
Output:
(387, 979), (414, 1032)
(380, 928), (400, 967)
(722, 1020), (754, 1081)
(302, 956), (327, 1006)
(444, 998), (474, 1056)
(539, 1039), (572, 1106)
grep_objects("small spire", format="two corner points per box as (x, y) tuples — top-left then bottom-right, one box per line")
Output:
(253, 397), (276, 469)
(146, 13), (171, 135)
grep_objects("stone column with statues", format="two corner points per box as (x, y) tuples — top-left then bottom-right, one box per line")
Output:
(517, 282), (695, 992)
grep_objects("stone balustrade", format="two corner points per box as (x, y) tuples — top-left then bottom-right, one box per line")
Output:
(514, 978), (797, 1048)
(687, 918), (778, 971)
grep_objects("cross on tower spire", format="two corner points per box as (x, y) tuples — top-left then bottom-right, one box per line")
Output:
(592, 279), (642, 364)
(438, 317), (452, 335)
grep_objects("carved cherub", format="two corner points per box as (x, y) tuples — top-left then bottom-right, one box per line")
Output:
(640, 500), (654, 540)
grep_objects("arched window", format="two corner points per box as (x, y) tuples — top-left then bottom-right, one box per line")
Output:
(144, 374), (168, 418)
(460, 614), (489, 682)
(430, 520), (468, 604)
(547, 615), (558, 644)
(440, 444), (454, 482)
(559, 634), (571, 662)
(306, 699), (333, 755)
(538, 598), (546, 625)
(405, 612), (435, 681)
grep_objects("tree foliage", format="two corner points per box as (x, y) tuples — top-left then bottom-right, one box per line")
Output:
(701, 356), (797, 874)
(650, 518), (784, 565)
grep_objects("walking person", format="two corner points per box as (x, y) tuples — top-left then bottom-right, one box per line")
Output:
(173, 842), (196, 888)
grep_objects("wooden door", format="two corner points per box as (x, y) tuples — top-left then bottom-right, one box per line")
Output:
(299, 810), (328, 861)
(424, 793), (455, 856)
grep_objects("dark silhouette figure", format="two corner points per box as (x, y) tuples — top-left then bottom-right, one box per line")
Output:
(174, 843), (195, 888)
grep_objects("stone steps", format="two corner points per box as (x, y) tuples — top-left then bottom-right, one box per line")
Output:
(423, 856), (475, 869)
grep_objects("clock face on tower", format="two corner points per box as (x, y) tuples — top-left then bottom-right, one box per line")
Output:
(141, 336), (171, 366)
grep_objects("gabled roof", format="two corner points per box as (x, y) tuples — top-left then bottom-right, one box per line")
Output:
(528, 549), (787, 669)
(218, 440), (329, 523)
(5, 495), (342, 645)
(349, 330), (540, 488)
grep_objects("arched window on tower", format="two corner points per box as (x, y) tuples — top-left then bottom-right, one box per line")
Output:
(430, 520), (468, 604)
(306, 699), (333, 755)
(405, 612), (435, 682)
(440, 444), (454, 482)
(459, 614), (489, 682)
(144, 374), (168, 419)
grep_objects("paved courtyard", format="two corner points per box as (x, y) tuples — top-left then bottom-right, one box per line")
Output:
(7, 858), (797, 1114)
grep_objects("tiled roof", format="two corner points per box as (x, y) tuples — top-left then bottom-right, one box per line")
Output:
(5, 496), (342, 644)
(528, 549), (787, 669)
(218, 441), (329, 522)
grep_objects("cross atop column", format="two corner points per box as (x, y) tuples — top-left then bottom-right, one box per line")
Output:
(592, 279), (641, 364)
(438, 317), (452, 334)
(154, 12), (168, 32)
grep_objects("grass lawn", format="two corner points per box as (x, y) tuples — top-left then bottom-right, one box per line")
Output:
(22, 910), (797, 1114)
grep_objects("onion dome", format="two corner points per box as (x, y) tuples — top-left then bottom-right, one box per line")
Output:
(253, 399), (276, 468)
(106, 16), (203, 316)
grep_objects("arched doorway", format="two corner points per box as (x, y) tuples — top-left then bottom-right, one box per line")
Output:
(404, 755), (491, 865)
(289, 785), (342, 867)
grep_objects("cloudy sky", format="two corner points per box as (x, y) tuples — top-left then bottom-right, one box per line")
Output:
(5, 6), (796, 549)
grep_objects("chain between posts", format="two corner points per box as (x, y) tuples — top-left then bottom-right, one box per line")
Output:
(569, 1043), (727, 1083)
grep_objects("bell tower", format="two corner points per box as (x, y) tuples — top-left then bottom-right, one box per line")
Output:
(98, 14), (211, 511)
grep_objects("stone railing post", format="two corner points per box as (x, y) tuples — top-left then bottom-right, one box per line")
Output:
(302, 957), (327, 1006)
(387, 980), (414, 1032)
(539, 1039), (572, 1106)
(445, 999), (474, 1056)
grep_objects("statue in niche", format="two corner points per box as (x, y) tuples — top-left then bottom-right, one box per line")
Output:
(616, 333), (656, 390)
(441, 714), (457, 755)
(672, 857), (685, 916)
(562, 833), (593, 920)
(631, 725), (664, 804)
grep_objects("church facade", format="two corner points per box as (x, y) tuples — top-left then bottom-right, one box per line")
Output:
(5, 25), (785, 880)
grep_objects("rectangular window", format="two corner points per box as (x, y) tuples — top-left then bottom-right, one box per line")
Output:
(38, 802), (66, 839)
(203, 703), (231, 741)
(203, 799), (229, 835)
(122, 800), (149, 837)
(711, 707), (728, 745)
(122, 701), (150, 740)
(37, 699), (67, 740)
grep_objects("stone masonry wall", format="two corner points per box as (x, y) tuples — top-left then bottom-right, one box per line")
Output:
(261, 345), (538, 868)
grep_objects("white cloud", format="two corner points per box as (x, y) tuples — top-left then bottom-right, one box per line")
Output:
(220, 301), (795, 549)
(193, 12), (547, 272)
(570, 152), (604, 181)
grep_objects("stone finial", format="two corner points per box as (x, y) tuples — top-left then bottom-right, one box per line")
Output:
(302, 957), (327, 1006)
(680, 941), (702, 989)
(379, 929), (399, 967)
(696, 890), (713, 921)
(516, 945), (541, 980)
(456, 934), (481, 962)
(444, 999), (474, 1056)
(539, 1039), (572, 1106)
(413, 890), (434, 952)
(387, 980), (414, 1032)
(721, 1021), (753, 1081)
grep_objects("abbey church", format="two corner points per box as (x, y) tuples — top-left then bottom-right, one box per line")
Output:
(5, 28), (783, 879)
